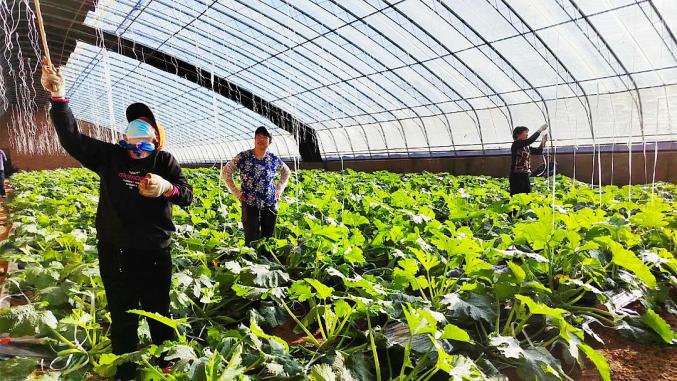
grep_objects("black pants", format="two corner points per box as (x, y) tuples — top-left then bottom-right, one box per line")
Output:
(98, 242), (174, 379)
(509, 173), (531, 196)
(242, 204), (277, 247)
(0, 170), (5, 196)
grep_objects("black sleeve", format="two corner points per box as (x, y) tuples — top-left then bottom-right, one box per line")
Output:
(162, 152), (193, 207)
(49, 101), (113, 171)
(530, 145), (544, 155)
(512, 131), (541, 150)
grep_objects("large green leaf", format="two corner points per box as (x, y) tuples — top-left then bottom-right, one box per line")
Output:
(309, 364), (336, 381)
(439, 323), (472, 343)
(441, 293), (496, 324)
(595, 237), (656, 288)
(402, 306), (438, 336)
(489, 335), (523, 359)
(249, 315), (289, 351)
(305, 278), (334, 300)
(0, 358), (37, 381)
(127, 309), (186, 331)
(579, 344), (611, 381)
(239, 264), (290, 288)
(0, 305), (57, 337)
(630, 202), (668, 229)
(516, 347), (566, 381)
(642, 308), (675, 344)
(515, 295), (567, 318)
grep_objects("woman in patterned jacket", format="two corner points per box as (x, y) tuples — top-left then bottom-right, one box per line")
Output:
(222, 127), (291, 247)
(509, 124), (548, 195)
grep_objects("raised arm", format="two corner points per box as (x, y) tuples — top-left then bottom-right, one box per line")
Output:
(41, 57), (112, 171)
(513, 124), (548, 150)
(530, 131), (548, 155)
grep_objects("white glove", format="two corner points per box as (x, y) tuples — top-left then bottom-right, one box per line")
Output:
(40, 57), (65, 98)
(139, 174), (173, 198)
(538, 123), (548, 133)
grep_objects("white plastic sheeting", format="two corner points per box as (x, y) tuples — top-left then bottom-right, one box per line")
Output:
(61, 0), (677, 160)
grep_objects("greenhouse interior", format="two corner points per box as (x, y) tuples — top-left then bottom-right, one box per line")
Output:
(0, 0), (675, 380)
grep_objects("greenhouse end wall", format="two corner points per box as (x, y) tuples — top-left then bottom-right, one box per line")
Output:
(296, 150), (677, 185)
(2, 109), (674, 184)
(0, 108), (114, 170)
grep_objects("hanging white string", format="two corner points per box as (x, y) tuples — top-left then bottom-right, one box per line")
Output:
(609, 94), (617, 186)
(595, 83), (602, 205)
(550, 31), (562, 227)
(627, 95), (635, 205)
(650, 97), (660, 200)
(653, 87), (671, 200)
(280, 2), (306, 231)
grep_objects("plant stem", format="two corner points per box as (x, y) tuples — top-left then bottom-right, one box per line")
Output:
(278, 298), (320, 346)
(367, 311), (382, 381)
(513, 313), (533, 336)
(399, 335), (413, 380)
(495, 296), (501, 335)
(502, 306), (516, 335)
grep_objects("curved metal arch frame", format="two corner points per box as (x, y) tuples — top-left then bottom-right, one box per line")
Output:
(192, 15), (360, 159)
(237, 0), (451, 159)
(64, 46), (264, 143)
(272, 0), (469, 157)
(78, 0), (340, 148)
(637, 0), (677, 62)
(327, 0), (486, 155)
(487, 0), (595, 143)
(429, 0), (551, 127)
(381, 0), (515, 134)
(60, 11), (324, 160)
(82, 2), (347, 128)
(226, 3), (464, 155)
(69, 0), (214, 97)
(230, 0), (405, 159)
(555, 0), (645, 146)
(364, 0), (503, 153)
(148, 0), (389, 158)
(369, 2), (488, 154)
(27, 0), (677, 161)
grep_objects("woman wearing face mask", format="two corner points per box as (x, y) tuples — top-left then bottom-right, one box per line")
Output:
(41, 58), (192, 380)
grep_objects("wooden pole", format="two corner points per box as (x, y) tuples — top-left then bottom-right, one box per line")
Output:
(33, 0), (52, 67)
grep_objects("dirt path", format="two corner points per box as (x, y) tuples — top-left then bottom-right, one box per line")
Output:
(575, 311), (677, 381)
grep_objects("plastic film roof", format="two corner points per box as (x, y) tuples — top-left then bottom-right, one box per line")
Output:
(60, 0), (677, 161)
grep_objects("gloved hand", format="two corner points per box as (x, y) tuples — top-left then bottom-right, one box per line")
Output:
(538, 123), (548, 133)
(139, 173), (173, 198)
(40, 56), (65, 98)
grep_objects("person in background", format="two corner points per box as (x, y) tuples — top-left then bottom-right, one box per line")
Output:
(222, 127), (291, 248)
(509, 124), (549, 196)
(41, 57), (192, 380)
(0, 148), (7, 198)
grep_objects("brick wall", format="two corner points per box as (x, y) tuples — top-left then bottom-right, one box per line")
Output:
(0, 106), (117, 170)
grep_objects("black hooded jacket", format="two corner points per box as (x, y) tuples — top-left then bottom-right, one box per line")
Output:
(49, 100), (192, 249)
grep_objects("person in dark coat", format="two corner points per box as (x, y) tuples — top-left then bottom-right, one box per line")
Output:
(41, 57), (192, 380)
(509, 124), (548, 195)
